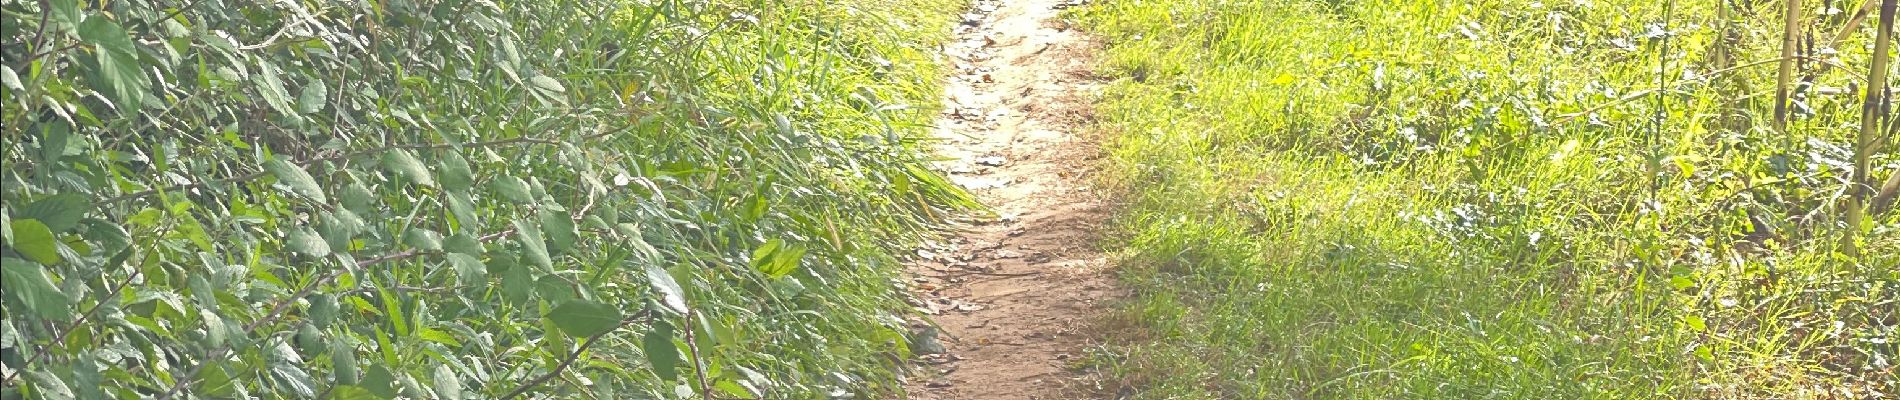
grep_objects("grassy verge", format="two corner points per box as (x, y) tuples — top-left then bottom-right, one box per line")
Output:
(1076, 0), (1896, 398)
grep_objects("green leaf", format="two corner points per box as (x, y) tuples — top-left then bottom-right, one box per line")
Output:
(501, 257), (534, 304)
(361, 365), (398, 399)
(17, 193), (90, 232)
(440, 152), (473, 192)
(309, 294), (339, 328)
(9, 219), (63, 265)
(646, 264), (687, 314)
(326, 386), (378, 400)
(644, 322), (680, 382)
(539, 210), (577, 254)
(529, 75), (566, 93)
(402, 228), (442, 251)
(1, 257), (72, 320)
(547, 300), (623, 337)
(1, 66), (23, 93)
(443, 233), (483, 255)
(253, 62), (296, 116)
(298, 79), (328, 114)
(265, 157), (328, 203)
(431, 365), (462, 400)
(381, 149), (435, 187)
(492, 176), (533, 204)
(288, 226), (332, 257)
(49, 0), (81, 30)
(446, 192), (480, 232)
(513, 219), (552, 269)
(1685, 315), (1707, 332)
(24, 370), (74, 400)
(78, 16), (146, 112)
(445, 253), (485, 286)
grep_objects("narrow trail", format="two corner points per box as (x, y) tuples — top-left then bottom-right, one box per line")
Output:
(904, 0), (1118, 399)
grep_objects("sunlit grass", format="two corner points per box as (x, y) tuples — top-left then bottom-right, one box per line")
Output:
(1077, 0), (1897, 398)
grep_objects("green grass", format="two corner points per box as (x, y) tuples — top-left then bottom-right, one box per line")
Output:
(1076, 0), (1897, 398)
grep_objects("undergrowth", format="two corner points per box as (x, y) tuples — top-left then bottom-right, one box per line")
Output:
(1078, 0), (1896, 398)
(1, 0), (967, 398)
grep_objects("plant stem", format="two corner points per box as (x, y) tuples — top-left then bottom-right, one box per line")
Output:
(1843, 0), (1895, 256)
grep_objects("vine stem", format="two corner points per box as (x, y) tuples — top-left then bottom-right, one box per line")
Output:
(497, 318), (640, 400)
(684, 310), (716, 399)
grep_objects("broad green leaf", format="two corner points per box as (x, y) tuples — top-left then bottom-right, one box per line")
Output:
(501, 257), (534, 304)
(529, 75), (566, 93)
(253, 63), (295, 115)
(513, 219), (552, 269)
(49, 0), (81, 30)
(534, 275), (575, 304)
(319, 209), (364, 250)
(381, 149), (435, 187)
(646, 264), (687, 314)
(539, 210), (577, 253)
(440, 152), (473, 192)
(309, 294), (339, 328)
(361, 366), (397, 399)
(333, 346), (360, 385)
(445, 253), (485, 286)
(327, 386), (377, 400)
(547, 300), (622, 337)
(644, 322), (680, 382)
(288, 226), (331, 257)
(17, 193), (90, 232)
(446, 192), (480, 232)
(265, 157), (328, 203)
(24, 370), (75, 400)
(298, 79), (328, 114)
(197, 362), (239, 397)
(402, 228), (441, 251)
(9, 219), (63, 265)
(492, 176), (533, 204)
(1, 257), (72, 320)
(78, 16), (146, 112)
(341, 183), (376, 213)
(72, 351), (103, 400)
(443, 233), (483, 255)
(431, 365), (461, 400)
(272, 355), (319, 398)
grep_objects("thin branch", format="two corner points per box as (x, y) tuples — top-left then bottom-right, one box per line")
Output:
(498, 318), (638, 400)
(0, 249), (137, 386)
(154, 228), (515, 400)
(96, 130), (617, 207)
(683, 310), (716, 400)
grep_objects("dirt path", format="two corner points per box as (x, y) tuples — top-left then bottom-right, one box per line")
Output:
(903, 0), (1117, 399)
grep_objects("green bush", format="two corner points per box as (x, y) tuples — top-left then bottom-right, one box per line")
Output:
(1079, 0), (1895, 398)
(0, 0), (969, 398)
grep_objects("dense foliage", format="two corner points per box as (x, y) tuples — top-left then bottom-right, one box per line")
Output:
(0, 0), (970, 398)
(1079, 0), (1895, 398)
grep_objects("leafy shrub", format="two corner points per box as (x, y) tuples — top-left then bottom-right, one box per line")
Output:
(0, 0), (969, 398)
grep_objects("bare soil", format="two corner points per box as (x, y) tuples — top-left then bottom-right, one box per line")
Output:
(903, 0), (1118, 399)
